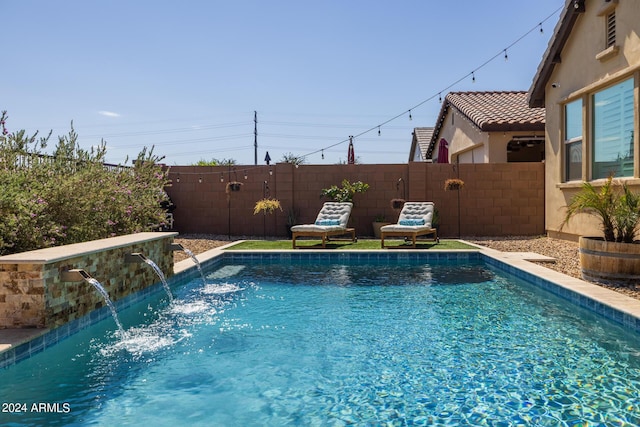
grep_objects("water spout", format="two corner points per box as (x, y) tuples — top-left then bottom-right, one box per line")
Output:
(127, 252), (174, 302)
(60, 268), (125, 335)
(182, 248), (206, 286)
(168, 243), (206, 286)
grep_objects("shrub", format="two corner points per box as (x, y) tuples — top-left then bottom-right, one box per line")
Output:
(0, 111), (170, 255)
(321, 179), (369, 202)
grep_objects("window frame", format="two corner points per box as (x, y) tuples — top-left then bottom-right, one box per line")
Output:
(591, 78), (634, 180)
(563, 99), (583, 182)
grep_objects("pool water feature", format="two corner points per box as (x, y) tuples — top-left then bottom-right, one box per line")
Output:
(143, 257), (174, 302)
(2, 259), (640, 426)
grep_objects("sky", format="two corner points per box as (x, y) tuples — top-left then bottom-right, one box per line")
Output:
(3, 1), (564, 166)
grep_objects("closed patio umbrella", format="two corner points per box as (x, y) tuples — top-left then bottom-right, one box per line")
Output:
(347, 137), (355, 164)
(436, 138), (449, 164)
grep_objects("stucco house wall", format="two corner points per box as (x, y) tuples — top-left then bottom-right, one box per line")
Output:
(529, 0), (640, 240)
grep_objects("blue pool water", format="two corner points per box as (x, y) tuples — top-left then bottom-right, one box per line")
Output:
(2, 259), (640, 426)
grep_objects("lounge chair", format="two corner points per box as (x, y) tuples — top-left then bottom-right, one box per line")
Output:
(291, 202), (356, 249)
(380, 202), (438, 248)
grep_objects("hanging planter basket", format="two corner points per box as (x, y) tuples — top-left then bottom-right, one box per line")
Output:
(390, 198), (406, 210)
(226, 181), (243, 193)
(444, 178), (465, 191)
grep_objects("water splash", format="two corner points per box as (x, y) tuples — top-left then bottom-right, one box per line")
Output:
(202, 283), (243, 295)
(182, 248), (206, 286)
(143, 258), (174, 302)
(85, 277), (125, 335)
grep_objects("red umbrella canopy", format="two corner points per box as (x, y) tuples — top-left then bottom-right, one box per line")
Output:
(347, 138), (355, 164)
(436, 138), (449, 164)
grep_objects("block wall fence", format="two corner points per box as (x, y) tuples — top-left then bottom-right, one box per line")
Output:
(165, 162), (545, 238)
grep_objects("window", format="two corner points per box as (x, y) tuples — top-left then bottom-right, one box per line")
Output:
(592, 78), (634, 179)
(564, 99), (583, 181)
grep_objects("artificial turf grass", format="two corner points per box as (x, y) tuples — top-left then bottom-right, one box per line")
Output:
(225, 239), (476, 250)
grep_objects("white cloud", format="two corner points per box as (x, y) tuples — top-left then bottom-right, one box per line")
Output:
(98, 111), (121, 118)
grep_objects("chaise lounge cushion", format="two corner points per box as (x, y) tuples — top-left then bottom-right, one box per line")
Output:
(380, 202), (437, 248)
(291, 202), (352, 233)
(380, 202), (434, 232)
(291, 202), (355, 248)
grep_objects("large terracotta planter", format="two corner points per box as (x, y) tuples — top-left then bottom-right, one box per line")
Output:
(579, 236), (640, 285)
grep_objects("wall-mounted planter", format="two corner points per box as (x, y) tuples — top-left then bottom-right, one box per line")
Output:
(226, 182), (243, 192)
(391, 199), (405, 210)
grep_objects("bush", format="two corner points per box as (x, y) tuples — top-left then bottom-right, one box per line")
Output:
(0, 111), (171, 255)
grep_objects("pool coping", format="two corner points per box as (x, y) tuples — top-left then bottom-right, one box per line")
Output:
(3, 241), (640, 368)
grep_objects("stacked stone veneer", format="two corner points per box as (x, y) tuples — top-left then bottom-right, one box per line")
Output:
(0, 232), (177, 329)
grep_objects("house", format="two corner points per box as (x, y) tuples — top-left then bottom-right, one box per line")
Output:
(408, 127), (434, 162)
(425, 91), (546, 164)
(528, 0), (640, 240)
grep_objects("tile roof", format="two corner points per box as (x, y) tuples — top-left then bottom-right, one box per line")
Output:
(446, 91), (546, 132)
(410, 127), (434, 161)
(426, 91), (545, 158)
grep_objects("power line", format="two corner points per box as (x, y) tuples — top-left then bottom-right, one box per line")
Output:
(297, 5), (563, 161)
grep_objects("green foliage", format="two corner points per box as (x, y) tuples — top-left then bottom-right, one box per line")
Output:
(0, 111), (171, 255)
(280, 152), (305, 165)
(253, 198), (282, 215)
(562, 175), (640, 243)
(320, 179), (369, 202)
(193, 158), (236, 166)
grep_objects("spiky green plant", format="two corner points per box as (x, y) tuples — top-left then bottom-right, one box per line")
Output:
(562, 176), (617, 241)
(562, 175), (640, 242)
(614, 183), (640, 243)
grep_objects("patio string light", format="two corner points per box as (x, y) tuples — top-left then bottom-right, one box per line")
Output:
(166, 4), (562, 179)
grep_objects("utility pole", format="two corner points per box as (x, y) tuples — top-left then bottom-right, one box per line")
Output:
(254, 111), (258, 165)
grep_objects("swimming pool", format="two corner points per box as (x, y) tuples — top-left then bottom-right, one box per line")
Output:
(2, 254), (640, 426)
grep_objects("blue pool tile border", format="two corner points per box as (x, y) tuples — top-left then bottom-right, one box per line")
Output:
(3, 249), (640, 369)
(482, 254), (640, 333)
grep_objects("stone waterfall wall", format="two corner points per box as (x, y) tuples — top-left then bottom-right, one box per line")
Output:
(0, 232), (177, 329)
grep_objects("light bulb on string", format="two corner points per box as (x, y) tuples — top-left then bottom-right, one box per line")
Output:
(378, 126), (381, 136)
(472, 71), (476, 83)
(244, 173), (248, 180)
(504, 49), (508, 61)
(199, 176), (203, 184)
(176, 174), (180, 183)
(409, 110), (412, 121)
(438, 93), (442, 103)
(321, 149), (324, 160)
(539, 23), (543, 34)
(220, 173), (224, 182)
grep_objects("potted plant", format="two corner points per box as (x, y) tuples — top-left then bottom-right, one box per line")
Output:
(372, 214), (391, 239)
(445, 178), (465, 237)
(444, 178), (465, 191)
(226, 181), (243, 192)
(285, 207), (299, 238)
(253, 198), (282, 215)
(321, 179), (369, 202)
(562, 175), (640, 284)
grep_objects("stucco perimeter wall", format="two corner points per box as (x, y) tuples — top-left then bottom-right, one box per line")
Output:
(166, 162), (544, 238)
(0, 232), (176, 329)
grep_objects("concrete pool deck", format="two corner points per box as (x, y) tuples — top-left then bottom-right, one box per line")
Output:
(3, 242), (640, 365)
